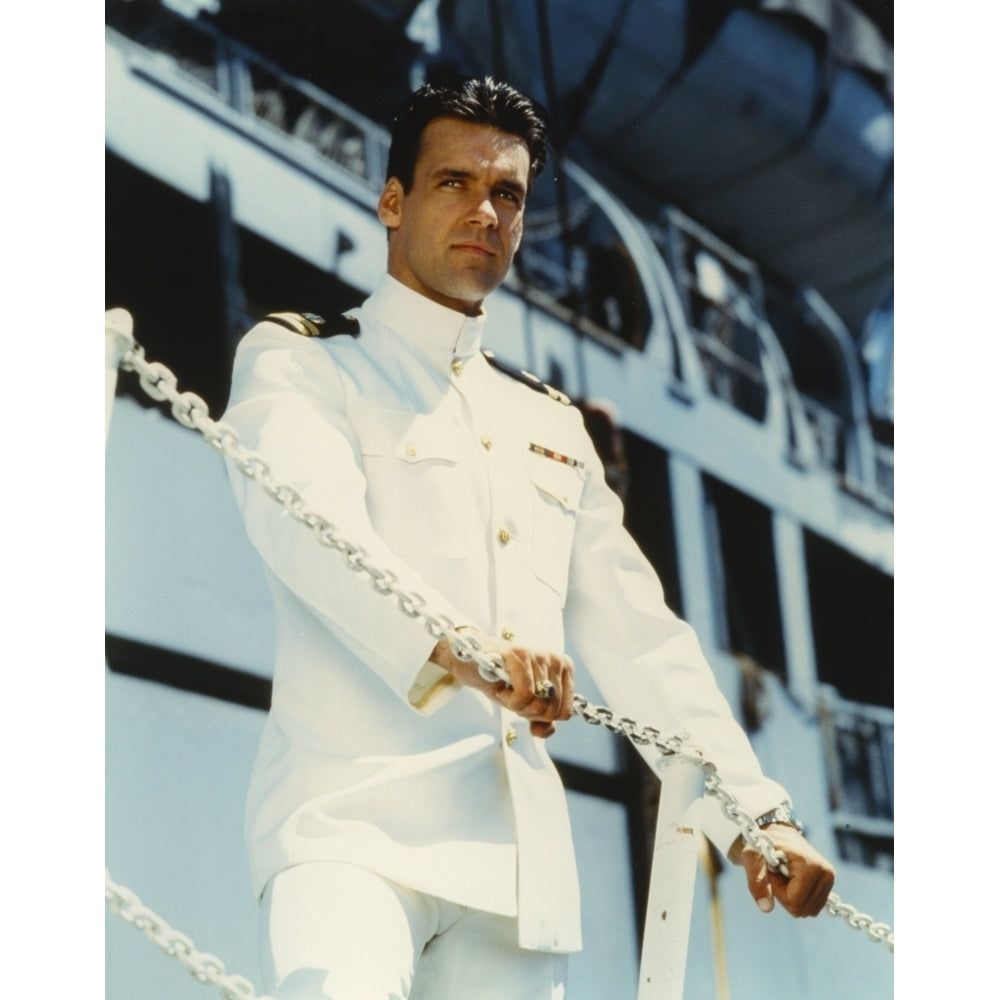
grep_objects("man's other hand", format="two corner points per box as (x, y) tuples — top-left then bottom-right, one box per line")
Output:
(731, 824), (836, 918)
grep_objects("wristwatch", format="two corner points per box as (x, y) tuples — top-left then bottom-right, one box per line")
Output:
(754, 801), (805, 835)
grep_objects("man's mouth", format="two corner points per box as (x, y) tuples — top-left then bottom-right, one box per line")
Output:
(452, 241), (496, 257)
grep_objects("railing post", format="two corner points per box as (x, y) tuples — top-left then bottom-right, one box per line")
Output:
(637, 757), (705, 1000)
(106, 308), (134, 443)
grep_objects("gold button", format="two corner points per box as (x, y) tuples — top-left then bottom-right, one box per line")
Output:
(451, 358), (464, 376)
(497, 527), (511, 545)
(504, 727), (518, 747)
(481, 436), (493, 451)
(405, 443), (417, 457)
(501, 627), (514, 641)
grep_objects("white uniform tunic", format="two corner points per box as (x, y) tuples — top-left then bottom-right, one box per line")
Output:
(224, 274), (788, 954)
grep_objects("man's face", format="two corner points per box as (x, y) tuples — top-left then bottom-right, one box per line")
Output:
(378, 117), (531, 315)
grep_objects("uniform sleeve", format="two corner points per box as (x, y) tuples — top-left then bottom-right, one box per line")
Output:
(222, 322), (464, 714)
(562, 416), (788, 854)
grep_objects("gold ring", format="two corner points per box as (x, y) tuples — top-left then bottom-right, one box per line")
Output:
(534, 680), (555, 700)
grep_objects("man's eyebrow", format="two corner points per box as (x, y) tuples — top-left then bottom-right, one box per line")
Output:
(429, 167), (473, 184)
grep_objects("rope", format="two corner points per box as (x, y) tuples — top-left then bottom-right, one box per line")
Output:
(106, 326), (894, 959)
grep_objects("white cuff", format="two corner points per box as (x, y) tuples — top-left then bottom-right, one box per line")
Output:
(408, 660), (460, 715)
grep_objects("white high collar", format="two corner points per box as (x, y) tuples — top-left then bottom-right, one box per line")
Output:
(363, 274), (488, 368)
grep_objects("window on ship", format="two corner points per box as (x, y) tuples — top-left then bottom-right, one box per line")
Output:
(806, 530), (893, 871)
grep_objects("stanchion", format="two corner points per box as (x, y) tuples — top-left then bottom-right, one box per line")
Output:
(637, 757), (705, 1000)
(105, 308), (134, 442)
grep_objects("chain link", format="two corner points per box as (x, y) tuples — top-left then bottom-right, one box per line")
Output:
(113, 340), (894, 956)
(825, 892), (895, 951)
(105, 870), (274, 1000)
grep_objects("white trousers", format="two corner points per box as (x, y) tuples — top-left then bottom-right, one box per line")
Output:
(260, 862), (569, 1000)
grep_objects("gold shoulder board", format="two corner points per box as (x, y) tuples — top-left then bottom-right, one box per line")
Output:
(265, 311), (359, 338)
(482, 350), (572, 405)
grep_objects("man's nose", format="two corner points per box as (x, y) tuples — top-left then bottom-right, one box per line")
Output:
(468, 194), (499, 227)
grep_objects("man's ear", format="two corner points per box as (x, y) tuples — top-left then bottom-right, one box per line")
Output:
(377, 178), (403, 229)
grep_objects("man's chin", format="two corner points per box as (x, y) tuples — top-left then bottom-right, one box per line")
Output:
(442, 277), (504, 312)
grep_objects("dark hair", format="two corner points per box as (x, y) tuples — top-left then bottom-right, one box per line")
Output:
(386, 74), (550, 191)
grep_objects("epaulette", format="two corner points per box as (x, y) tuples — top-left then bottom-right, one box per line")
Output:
(482, 350), (572, 406)
(264, 311), (359, 338)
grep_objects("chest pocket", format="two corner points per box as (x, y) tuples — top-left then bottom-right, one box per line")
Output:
(356, 410), (469, 558)
(524, 451), (586, 603)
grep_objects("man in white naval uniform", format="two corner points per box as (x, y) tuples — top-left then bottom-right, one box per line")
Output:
(224, 76), (835, 1000)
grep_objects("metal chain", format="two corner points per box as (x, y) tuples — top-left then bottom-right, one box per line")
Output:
(105, 870), (274, 1000)
(824, 893), (895, 950)
(110, 333), (893, 955)
(571, 700), (789, 875)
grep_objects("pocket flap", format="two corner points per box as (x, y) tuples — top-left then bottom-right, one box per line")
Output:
(525, 451), (586, 510)
(356, 410), (462, 463)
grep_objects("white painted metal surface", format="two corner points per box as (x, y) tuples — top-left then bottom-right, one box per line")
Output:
(105, 308), (134, 441)
(637, 759), (705, 1000)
